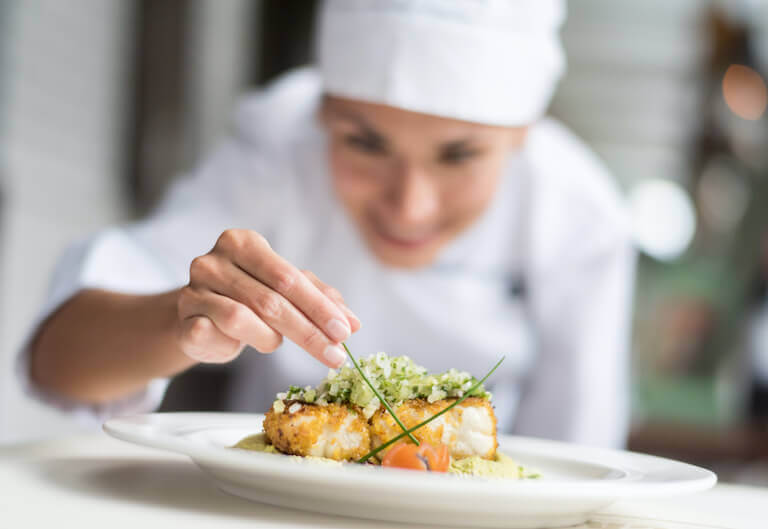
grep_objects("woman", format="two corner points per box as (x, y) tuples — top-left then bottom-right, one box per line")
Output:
(20, 0), (635, 447)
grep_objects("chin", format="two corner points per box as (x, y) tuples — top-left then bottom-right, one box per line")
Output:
(372, 249), (438, 269)
(366, 237), (446, 269)
(354, 215), (453, 269)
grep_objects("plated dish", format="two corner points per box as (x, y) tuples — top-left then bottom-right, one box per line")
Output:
(240, 352), (535, 477)
(104, 412), (716, 528)
(104, 352), (716, 528)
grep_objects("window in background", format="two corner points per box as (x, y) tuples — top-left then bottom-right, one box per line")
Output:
(632, 4), (768, 446)
(128, 0), (192, 215)
(150, 0), (319, 413)
(0, 0), (135, 442)
(553, 1), (768, 482)
(256, 0), (318, 85)
(0, 0), (14, 441)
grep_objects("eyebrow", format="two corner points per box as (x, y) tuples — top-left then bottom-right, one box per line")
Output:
(440, 139), (480, 152)
(327, 106), (482, 151)
(327, 108), (377, 132)
(328, 108), (390, 142)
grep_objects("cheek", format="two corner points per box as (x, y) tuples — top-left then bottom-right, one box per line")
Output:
(441, 163), (502, 224)
(329, 147), (385, 211)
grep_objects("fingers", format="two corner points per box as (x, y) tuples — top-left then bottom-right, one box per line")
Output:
(178, 315), (244, 364)
(235, 252), (354, 344)
(186, 229), (362, 369)
(195, 260), (349, 368)
(213, 230), (357, 341)
(178, 287), (283, 355)
(301, 270), (361, 333)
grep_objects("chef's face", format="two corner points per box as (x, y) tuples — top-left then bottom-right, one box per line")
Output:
(320, 96), (527, 269)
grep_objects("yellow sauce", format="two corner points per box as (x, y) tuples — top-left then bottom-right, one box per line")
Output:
(233, 434), (539, 478)
(233, 434), (342, 466)
(449, 452), (539, 479)
(233, 433), (280, 453)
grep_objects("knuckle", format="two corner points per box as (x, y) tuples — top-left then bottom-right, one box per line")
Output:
(176, 286), (194, 311)
(253, 292), (283, 321)
(185, 317), (212, 344)
(325, 286), (344, 302)
(250, 231), (270, 248)
(189, 255), (216, 280)
(216, 229), (270, 256)
(220, 302), (247, 334)
(300, 269), (317, 281)
(272, 267), (298, 295)
(300, 326), (326, 352)
(216, 229), (245, 253)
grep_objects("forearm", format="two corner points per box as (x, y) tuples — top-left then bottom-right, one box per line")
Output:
(29, 288), (196, 404)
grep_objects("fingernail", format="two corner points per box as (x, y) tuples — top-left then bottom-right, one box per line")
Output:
(323, 344), (346, 367)
(326, 318), (350, 342)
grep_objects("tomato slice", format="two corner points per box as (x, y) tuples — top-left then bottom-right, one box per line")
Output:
(426, 442), (450, 472)
(381, 442), (450, 472)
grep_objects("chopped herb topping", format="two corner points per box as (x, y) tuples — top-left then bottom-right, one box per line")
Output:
(273, 352), (492, 419)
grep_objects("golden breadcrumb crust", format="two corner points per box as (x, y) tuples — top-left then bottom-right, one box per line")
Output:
(369, 397), (497, 461)
(263, 397), (497, 462)
(263, 401), (371, 461)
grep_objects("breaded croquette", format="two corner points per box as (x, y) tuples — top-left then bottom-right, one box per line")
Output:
(262, 397), (497, 462)
(262, 353), (499, 463)
(263, 401), (371, 461)
(369, 397), (497, 461)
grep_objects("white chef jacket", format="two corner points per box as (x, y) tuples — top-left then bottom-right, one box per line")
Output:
(17, 68), (636, 448)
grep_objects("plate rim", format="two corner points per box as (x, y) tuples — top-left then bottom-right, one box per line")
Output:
(103, 411), (717, 500)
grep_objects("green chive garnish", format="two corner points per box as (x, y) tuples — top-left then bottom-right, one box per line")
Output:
(357, 355), (504, 464)
(341, 342), (419, 446)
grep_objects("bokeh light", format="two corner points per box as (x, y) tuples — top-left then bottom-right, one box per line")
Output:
(629, 179), (696, 262)
(697, 157), (749, 235)
(722, 64), (767, 121)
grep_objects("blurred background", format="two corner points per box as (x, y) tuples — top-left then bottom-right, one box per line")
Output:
(1, 0), (767, 484)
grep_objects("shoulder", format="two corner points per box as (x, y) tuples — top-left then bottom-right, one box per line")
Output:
(194, 67), (324, 209)
(216, 68), (333, 252)
(524, 118), (630, 238)
(231, 67), (323, 152)
(161, 69), (324, 236)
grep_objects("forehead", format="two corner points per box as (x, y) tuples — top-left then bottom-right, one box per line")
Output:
(322, 95), (510, 142)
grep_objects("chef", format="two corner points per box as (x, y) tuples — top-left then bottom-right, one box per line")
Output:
(19, 0), (635, 447)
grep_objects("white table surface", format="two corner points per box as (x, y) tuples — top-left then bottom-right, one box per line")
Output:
(0, 433), (765, 529)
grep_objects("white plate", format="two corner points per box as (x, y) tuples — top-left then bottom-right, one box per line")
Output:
(104, 412), (716, 529)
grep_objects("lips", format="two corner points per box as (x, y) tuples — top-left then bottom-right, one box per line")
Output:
(374, 226), (440, 249)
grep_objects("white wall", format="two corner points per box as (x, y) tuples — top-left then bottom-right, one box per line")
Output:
(186, 0), (258, 164)
(551, 0), (706, 189)
(0, 0), (134, 442)
(0, 0), (258, 444)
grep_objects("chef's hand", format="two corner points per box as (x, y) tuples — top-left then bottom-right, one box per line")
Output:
(176, 229), (361, 368)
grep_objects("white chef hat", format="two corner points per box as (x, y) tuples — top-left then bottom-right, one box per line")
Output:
(316, 0), (566, 127)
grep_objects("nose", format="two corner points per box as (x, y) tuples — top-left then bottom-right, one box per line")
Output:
(387, 161), (439, 226)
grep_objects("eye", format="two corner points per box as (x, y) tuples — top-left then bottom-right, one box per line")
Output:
(439, 148), (479, 165)
(344, 134), (387, 155)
